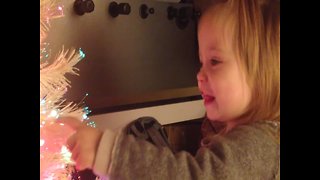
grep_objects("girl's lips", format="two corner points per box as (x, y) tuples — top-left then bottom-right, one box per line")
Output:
(202, 94), (215, 105)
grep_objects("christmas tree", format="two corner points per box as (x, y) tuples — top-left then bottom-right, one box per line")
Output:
(40, 0), (91, 179)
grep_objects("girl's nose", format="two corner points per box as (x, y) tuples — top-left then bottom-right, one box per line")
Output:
(197, 68), (207, 82)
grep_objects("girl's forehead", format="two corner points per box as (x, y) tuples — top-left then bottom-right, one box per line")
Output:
(199, 18), (233, 50)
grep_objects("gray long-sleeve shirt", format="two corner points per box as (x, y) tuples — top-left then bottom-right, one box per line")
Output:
(93, 119), (280, 180)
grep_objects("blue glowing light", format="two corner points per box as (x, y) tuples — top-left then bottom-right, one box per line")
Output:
(79, 48), (86, 60)
(40, 99), (46, 106)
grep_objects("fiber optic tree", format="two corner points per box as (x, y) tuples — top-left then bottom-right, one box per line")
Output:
(40, 0), (91, 179)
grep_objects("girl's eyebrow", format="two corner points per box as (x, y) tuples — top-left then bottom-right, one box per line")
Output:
(199, 47), (222, 60)
(207, 48), (224, 58)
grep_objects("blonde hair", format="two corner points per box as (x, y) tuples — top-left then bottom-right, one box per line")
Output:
(202, 0), (280, 126)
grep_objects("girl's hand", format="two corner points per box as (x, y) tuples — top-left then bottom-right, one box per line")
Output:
(58, 117), (103, 171)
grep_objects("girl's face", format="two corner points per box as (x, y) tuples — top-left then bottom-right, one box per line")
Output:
(197, 13), (251, 123)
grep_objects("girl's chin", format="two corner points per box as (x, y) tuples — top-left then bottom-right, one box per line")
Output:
(206, 112), (220, 121)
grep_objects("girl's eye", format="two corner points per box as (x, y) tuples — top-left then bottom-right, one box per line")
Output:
(210, 59), (220, 66)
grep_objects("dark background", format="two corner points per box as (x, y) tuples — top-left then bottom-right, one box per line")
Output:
(45, 0), (202, 115)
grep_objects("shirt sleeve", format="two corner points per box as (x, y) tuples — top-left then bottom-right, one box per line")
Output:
(94, 122), (280, 180)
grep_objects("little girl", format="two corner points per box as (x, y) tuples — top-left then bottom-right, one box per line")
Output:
(59, 0), (280, 179)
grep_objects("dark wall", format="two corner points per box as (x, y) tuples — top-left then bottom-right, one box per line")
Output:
(45, 0), (201, 114)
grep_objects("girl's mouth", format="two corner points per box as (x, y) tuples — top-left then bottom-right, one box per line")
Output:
(202, 94), (215, 105)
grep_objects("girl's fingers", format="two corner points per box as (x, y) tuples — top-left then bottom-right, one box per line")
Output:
(57, 116), (84, 131)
